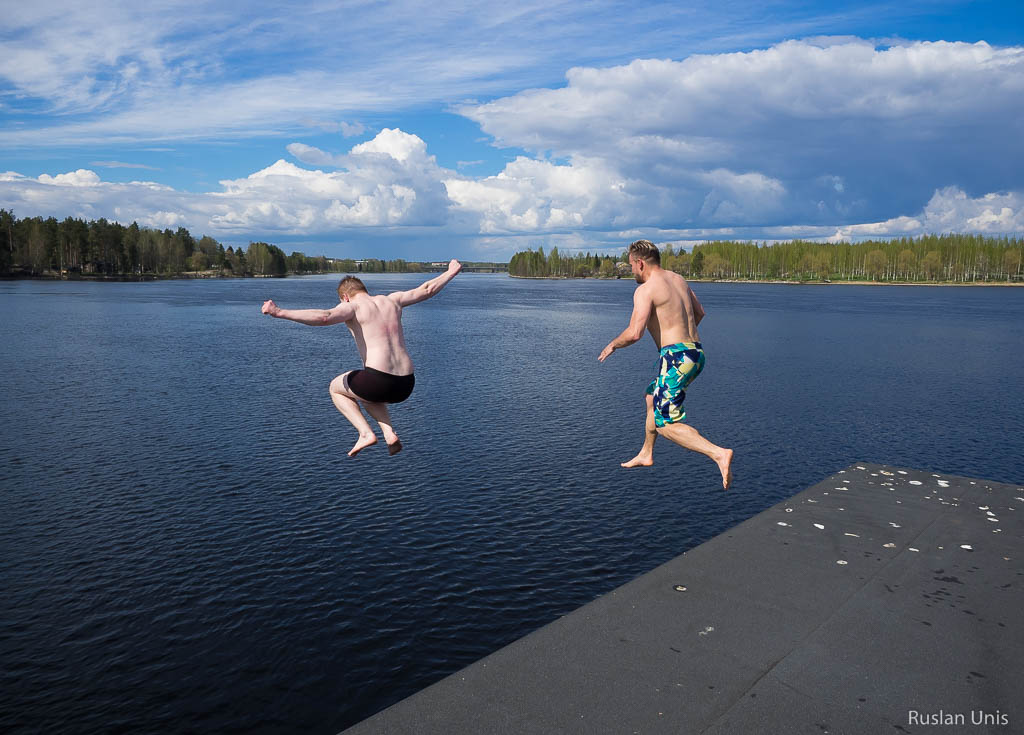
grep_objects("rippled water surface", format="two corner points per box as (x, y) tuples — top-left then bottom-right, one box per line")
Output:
(3, 276), (1022, 733)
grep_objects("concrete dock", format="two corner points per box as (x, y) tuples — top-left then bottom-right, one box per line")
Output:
(343, 463), (1022, 734)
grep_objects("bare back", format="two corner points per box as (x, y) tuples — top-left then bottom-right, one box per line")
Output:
(346, 294), (414, 375)
(641, 268), (702, 348)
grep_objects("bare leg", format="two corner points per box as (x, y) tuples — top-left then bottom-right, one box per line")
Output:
(621, 393), (657, 468)
(329, 373), (377, 456)
(361, 400), (403, 455)
(655, 422), (734, 489)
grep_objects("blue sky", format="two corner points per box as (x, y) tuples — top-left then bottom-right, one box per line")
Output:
(1, 0), (1022, 260)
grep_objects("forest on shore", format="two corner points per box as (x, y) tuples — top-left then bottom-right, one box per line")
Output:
(4, 210), (1021, 284)
(0, 211), (455, 278)
(510, 235), (1024, 283)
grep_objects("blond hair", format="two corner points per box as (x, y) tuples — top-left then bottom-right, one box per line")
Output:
(628, 240), (660, 266)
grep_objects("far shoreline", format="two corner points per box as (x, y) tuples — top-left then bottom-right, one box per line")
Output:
(509, 275), (1024, 287)
(3, 272), (1021, 287)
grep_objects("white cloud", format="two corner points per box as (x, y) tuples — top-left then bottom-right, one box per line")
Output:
(213, 131), (455, 229)
(460, 39), (1024, 227)
(38, 170), (101, 186)
(3, 139), (1022, 258)
(445, 156), (622, 232)
(350, 128), (428, 163)
(10, 8), (1024, 260)
(464, 40), (1024, 149)
(0, 129), (459, 234)
(2, 32), (1024, 260)
(7, 1), (788, 147)
(834, 188), (1024, 240)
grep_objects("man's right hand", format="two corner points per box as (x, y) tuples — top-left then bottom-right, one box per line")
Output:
(448, 259), (462, 275)
(261, 299), (279, 316)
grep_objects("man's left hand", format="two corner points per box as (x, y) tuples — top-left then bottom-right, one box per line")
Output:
(597, 344), (615, 362)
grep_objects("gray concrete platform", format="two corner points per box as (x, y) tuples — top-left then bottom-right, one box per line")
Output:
(342, 463), (1023, 734)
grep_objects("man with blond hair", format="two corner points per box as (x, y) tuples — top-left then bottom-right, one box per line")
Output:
(262, 260), (462, 457)
(598, 241), (733, 489)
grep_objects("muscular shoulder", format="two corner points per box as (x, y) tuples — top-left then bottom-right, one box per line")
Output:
(664, 269), (687, 287)
(634, 279), (656, 303)
(662, 270), (691, 297)
(645, 270), (680, 301)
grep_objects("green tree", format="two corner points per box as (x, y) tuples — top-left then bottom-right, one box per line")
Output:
(190, 251), (210, 271)
(236, 246), (248, 275)
(921, 251), (943, 280)
(125, 222), (141, 273)
(247, 242), (270, 274)
(27, 218), (48, 274)
(704, 253), (728, 278)
(814, 252), (831, 279)
(897, 249), (916, 280)
(548, 247), (561, 277)
(0, 209), (14, 268)
(668, 251), (690, 275)
(799, 252), (818, 279)
(690, 250), (705, 277)
(1002, 248), (1022, 279)
(287, 251), (306, 273)
(197, 235), (220, 259)
(865, 249), (887, 280)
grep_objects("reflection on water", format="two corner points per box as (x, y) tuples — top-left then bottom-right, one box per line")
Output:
(2, 276), (1022, 733)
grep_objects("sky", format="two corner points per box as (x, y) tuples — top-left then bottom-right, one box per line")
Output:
(1, 0), (1023, 261)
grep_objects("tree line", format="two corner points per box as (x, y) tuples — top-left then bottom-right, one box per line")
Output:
(509, 248), (625, 278)
(510, 234), (1024, 283)
(0, 211), (447, 278)
(5, 210), (1019, 283)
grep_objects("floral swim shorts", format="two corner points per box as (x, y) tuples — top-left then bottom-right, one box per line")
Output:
(645, 342), (705, 427)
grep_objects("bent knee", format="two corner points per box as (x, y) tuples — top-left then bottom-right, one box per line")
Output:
(329, 374), (347, 394)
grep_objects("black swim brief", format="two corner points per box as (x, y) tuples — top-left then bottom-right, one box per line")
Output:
(347, 367), (415, 404)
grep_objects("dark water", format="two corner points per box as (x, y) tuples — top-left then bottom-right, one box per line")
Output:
(2, 275), (1022, 734)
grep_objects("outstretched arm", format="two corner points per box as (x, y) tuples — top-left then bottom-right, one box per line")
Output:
(598, 287), (652, 362)
(261, 299), (354, 326)
(389, 259), (462, 307)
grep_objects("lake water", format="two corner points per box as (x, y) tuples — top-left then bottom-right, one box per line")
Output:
(2, 275), (1022, 734)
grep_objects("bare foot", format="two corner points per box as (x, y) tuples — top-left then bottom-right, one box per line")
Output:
(716, 448), (734, 489)
(387, 439), (403, 456)
(348, 433), (378, 457)
(621, 453), (653, 468)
